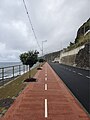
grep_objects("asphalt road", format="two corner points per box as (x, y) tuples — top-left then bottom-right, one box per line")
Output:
(49, 62), (90, 114)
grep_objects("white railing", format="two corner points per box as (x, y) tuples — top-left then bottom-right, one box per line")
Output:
(0, 64), (29, 86)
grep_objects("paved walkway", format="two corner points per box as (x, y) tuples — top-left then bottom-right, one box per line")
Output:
(1, 63), (89, 120)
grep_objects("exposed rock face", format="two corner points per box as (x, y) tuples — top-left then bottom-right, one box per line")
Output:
(75, 42), (90, 68)
(75, 18), (90, 43)
(44, 19), (90, 69)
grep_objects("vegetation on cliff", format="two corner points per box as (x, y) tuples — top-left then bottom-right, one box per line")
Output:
(44, 18), (90, 66)
(66, 18), (90, 51)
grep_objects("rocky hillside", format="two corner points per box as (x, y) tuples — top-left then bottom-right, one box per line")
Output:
(75, 42), (90, 68)
(44, 18), (90, 68)
(65, 18), (90, 52)
(75, 18), (90, 44)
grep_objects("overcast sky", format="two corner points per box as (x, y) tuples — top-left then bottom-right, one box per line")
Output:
(0, 0), (89, 61)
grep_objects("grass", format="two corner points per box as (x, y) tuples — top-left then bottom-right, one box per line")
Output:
(0, 66), (38, 116)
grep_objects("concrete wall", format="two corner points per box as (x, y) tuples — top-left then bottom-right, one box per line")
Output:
(59, 45), (85, 65)
(60, 55), (76, 65)
(60, 45), (84, 58)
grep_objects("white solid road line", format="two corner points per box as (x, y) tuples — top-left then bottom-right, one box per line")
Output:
(45, 99), (48, 118)
(78, 73), (82, 75)
(86, 76), (90, 79)
(45, 77), (47, 81)
(45, 84), (48, 90)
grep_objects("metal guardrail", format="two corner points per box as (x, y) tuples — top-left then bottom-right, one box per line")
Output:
(0, 64), (29, 86)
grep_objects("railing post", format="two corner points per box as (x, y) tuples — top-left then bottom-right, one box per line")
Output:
(23, 65), (24, 73)
(2, 68), (4, 85)
(27, 65), (29, 71)
(25, 65), (26, 72)
(24, 65), (25, 73)
(2, 68), (4, 80)
(19, 65), (21, 75)
(13, 66), (14, 78)
(23, 65), (25, 73)
(26, 65), (28, 71)
(24, 65), (26, 73)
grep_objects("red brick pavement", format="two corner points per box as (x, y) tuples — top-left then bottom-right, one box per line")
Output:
(0, 63), (89, 120)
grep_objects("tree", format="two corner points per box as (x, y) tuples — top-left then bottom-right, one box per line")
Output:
(38, 58), (45, 63)
(20, 50), (38, 79)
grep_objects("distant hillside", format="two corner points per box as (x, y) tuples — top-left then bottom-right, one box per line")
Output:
(44, 18), (90, 64)
(44, 51), (61, 62)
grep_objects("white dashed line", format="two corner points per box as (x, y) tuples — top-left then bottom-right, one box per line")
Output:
(45, 77), (47, 81)
(45, 72), (47, 75)
(73, 71), (76, 73)
(45, 74), (47, 77)
(45, 99), (48, 118)
(86, 76), (90, 79)
(69, 69), (71, 71)
(45, 84), (48, 90)
(78, 73), (83, 76)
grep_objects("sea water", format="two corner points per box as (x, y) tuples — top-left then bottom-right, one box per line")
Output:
(0, 62), (24, 80)
(0, 62), (21, 68)
(0, 62), (39, 81)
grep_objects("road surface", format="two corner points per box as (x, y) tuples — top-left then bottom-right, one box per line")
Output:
(49, 62), (90, 114)
(1, 63), (89, 120)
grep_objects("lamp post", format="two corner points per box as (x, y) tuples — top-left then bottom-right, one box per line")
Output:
(42, 40), (47, 58)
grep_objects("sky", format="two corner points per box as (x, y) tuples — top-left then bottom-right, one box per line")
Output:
(0, 0), (89, 62)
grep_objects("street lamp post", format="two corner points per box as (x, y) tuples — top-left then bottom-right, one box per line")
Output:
(42, 40), (47, 58)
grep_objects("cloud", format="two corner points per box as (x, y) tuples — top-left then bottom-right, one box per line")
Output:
(0, 42), (20, 61)
(0, 0), (89, 61)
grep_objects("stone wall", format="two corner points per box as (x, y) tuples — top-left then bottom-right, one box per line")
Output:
(60, 42), (90, 68)
(59, 45), (84, 65)
(60, 54), (76, 65)
(75, 42), (90, 68)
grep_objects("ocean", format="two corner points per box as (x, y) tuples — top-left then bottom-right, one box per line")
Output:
(0, 62), (21, 68)
(0, 62), (38, 81)
(0, 62), (28, 81)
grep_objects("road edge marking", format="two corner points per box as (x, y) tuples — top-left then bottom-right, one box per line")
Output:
(78, 73), (83, 76)
(86, 76), (90, 79)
